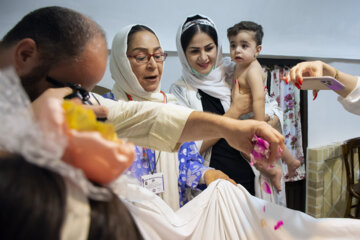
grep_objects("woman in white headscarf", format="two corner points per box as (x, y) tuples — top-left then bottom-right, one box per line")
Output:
(104, 24), (236, 210)
(170, 15), (286, 205)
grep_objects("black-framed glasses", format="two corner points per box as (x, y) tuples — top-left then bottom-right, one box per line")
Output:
(45, 76), (91, 104)
(127, 52), (168, 64)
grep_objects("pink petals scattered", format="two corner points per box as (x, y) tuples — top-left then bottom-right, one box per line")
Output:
(274, 220), (284, 230)
(262, 181), (272, 194)
(260, 219), (267, 228)
(250, 135), (283, 166)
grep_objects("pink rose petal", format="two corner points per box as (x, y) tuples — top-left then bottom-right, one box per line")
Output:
(262, 181), (272, 194)
(260, 219), (266, 228)
(251, 134), (283, 163)
(274, 220), (284, 230)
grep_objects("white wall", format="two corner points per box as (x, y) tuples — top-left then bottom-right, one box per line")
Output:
(1, 0), (360, 148)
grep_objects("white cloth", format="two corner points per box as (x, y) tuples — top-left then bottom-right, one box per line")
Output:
(106, 24), (183, 210)
(338, 76), (360, 115)
(175, 15), (231, 112)
(113, 177), (360, 240)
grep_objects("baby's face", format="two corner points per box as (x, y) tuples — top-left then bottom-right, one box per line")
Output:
(229, 31), (261, 65)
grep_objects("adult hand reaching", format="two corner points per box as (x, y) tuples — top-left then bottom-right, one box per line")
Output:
(204, 169), (237, 186)
(228, 82), (252, 118)
(180, 112), (285, 165)
(223, 119), (285, 165)
(284, 60), (358, 99)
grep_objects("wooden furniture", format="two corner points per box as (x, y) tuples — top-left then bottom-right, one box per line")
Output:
(341, 137), (360, 218)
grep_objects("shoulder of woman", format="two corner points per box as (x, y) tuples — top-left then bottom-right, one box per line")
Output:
(170, 78), (196, 95)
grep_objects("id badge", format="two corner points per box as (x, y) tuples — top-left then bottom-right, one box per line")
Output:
(141, 172), (164, 194)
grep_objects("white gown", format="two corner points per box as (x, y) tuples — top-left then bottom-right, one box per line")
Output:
(113, 177), (360, 240)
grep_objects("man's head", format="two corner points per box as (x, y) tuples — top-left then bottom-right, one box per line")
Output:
(0, 6), (108, 101)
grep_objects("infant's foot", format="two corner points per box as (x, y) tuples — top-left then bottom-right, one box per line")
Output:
(286, 159), (301, 179)
(269, 168), (282, 192)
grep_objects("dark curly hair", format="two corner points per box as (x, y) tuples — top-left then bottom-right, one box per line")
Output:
(227, 21), (263, 46)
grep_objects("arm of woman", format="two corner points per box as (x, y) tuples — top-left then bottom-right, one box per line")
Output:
(179, 142), (236, 190)
(199, 83), (252, 153)
(287, 60), (358, 98)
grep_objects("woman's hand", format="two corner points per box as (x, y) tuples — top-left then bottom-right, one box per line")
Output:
(204, 169), (237, 186)
(265, 115), (280, 129)
(222, 119), (285, 165)
(284, 61), (330, 100)
(227, 81), (252, 119)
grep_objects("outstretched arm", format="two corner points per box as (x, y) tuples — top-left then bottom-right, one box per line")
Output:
(286, 60), (358, 98)
(179, 111), (285, 164)
(199, 82), (252, 153)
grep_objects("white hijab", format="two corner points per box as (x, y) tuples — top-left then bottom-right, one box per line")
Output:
(176, 15), (232, 111)
(110, 24), (177, 103)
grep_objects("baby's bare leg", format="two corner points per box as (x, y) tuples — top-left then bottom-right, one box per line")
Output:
(282, 147), (301, 178)
(255, 161), (282, 192)
(268, 116), (300, 178)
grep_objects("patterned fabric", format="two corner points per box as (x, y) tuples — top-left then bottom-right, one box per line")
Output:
(104, 92), (209, 207)
(178, 142), (209, 206)
(125, 146), (156, 181)
(268, 67), (306, 182)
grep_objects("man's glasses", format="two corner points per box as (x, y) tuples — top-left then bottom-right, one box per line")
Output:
(127, 52), (168, 64)
(45, 76), (91, 104)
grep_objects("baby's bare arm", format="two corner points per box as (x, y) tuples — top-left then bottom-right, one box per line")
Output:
(246, 66), (265, 121)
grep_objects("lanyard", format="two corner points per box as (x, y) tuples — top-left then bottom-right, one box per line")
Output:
(127, 92), (165, 175)
(126, 91), (167, 103)
(143, 148), (161, 175)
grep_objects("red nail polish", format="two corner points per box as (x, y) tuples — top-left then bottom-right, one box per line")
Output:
(295, 83), (301, 89)
(234, 78), (237, 84)
(285, 78), (289, 84)
(313, 92), (318, 100)
(298, 78), (303, 85)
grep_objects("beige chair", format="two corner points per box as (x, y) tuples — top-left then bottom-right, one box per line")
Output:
(341, 137), (360, 218)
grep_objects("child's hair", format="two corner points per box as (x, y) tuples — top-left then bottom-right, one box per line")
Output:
(181, 15), (218, 52)
(227, 21), (263, 46)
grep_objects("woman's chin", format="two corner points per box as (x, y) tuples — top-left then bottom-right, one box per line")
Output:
(197, 69), (212, 75)
(143, 84), (159, 93)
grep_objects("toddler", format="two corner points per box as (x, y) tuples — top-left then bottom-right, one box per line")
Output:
(227, 21), (301, 191)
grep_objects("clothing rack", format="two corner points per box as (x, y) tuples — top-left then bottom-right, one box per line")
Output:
(258, 57), (308, 213)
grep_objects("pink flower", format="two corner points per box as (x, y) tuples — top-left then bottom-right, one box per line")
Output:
(262, 182), (272, 194)
(274, 220), (284, 230)
(250, 135), (283, 166)
(284, 94), (292, 102)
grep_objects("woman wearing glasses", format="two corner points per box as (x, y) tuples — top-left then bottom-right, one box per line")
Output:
(104, 24), (236, 210)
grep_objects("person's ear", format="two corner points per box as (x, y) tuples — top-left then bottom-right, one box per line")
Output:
(255, 45), (262, 57)
(14, 38), (39, 75)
